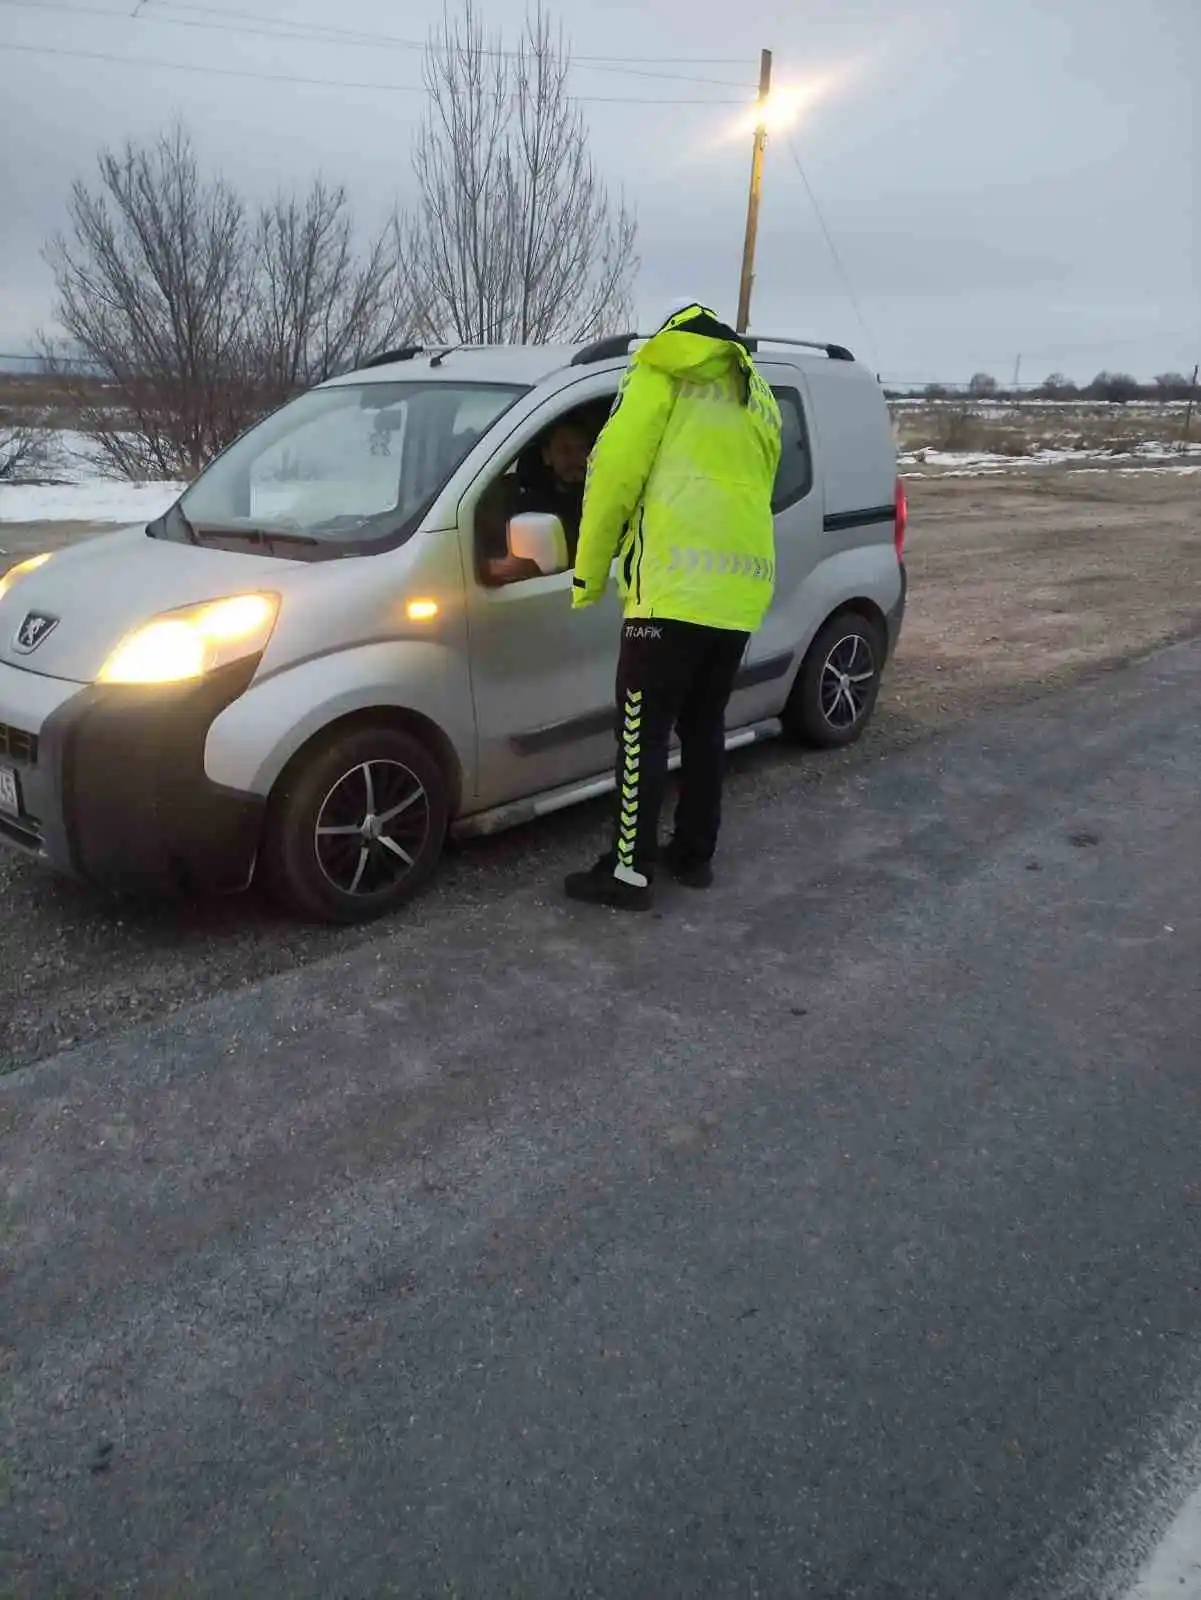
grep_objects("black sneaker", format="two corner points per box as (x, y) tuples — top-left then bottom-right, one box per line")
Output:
(661, 840), (714, 890)
(563, 856), (653, 912)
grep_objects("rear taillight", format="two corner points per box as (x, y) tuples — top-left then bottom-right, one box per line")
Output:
(894, 475), (908, 561)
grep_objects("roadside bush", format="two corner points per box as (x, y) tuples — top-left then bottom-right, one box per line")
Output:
(915, 407), (1033, 455)
(0, 419), (63, 484)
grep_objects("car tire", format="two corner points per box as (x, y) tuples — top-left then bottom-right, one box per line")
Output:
(782, 611), (886, 749)
(262, 724), (449, 924)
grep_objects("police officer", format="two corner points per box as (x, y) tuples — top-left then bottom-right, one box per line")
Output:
(564, 300), (782, 911)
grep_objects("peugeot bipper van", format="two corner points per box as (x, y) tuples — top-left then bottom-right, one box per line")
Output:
(0, 334), (907, 923)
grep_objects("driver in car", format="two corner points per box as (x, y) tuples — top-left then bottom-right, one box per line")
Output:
(483, 419), (591, 585)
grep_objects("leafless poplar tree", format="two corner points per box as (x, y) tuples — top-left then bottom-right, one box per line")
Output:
(251, 181), (417, 408)
(43, 128), (252, 479)
(43, 129), (418, 480)
(406, 2), (638, 345)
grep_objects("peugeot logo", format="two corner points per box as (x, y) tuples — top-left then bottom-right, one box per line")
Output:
(13, 612), (59, 654)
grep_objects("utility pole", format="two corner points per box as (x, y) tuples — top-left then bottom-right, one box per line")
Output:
(736, 48), (773, 337)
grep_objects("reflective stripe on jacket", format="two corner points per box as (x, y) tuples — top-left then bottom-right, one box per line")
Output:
(571, 306), (782, 633)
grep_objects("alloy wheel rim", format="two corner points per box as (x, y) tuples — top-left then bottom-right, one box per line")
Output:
(314, 759), (429, 896)
(820, 634), (876, 730)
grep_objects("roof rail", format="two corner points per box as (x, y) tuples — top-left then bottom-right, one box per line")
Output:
(570, 332), (856, 367)
(360, 345), (425, 370)
(743, 336), (855, 362)
(570, 333), (638, 366)
(571, 330), (754, 366)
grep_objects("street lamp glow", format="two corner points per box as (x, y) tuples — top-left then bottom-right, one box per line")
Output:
(730, 72), (842, 140)
(756, 86), (807, 133)
(712, 74), (840, 152)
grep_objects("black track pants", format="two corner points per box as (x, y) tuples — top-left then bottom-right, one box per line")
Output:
(609, 618), (749, 883)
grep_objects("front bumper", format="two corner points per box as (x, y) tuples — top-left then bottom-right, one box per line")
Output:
(0, 657), (264, 895)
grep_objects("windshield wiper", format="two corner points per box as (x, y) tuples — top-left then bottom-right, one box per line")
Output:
(190, 522), (321, 551)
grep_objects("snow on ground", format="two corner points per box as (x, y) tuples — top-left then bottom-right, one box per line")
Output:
(0, 479), (187, 524)
(889, 398), (1191, 410)
(899, 442), (1201, 478)
(0, 429), (188, 523)
(903, 464), (1201, 480)
(50, 429), (111, 476)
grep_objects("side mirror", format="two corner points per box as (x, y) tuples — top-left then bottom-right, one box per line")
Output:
(507, 511), (568, 576)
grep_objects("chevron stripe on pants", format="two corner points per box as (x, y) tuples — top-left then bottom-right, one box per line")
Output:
(611, 618), (750, 882)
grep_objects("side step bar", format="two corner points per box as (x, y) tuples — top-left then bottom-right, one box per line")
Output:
(452, 718), (782, 840)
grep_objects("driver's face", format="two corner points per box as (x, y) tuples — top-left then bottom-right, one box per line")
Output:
(542, 426), (589, 485)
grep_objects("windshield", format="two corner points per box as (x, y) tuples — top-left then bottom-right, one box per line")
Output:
(170, 381), (527, 554)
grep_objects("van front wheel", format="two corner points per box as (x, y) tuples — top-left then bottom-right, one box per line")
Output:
(782, 612), (885, 749)
(263, 725), (449, 924)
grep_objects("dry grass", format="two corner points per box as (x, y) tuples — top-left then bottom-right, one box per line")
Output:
(0, 371), (110, 432)
(890, 399), (1193, 458)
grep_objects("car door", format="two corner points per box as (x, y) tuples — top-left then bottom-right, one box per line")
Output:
(461, 373), (624, 811)
(725, 364), (825, 728)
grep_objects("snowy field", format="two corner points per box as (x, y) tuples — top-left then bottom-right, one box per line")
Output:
(0, 478), (189, 523)
(0, 430), (187, 524)
(890, 396), (1199, 475)
(900, 441), (1201, 477)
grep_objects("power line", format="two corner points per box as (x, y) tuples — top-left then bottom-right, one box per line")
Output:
(0, 0), (754, 84)
(142, 0), (754, 66)
(784, 136), (879, 372)
(149, 1), (751, 86)
(0, 38), (754, 103)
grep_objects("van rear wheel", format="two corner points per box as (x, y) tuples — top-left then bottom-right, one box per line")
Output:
(782, 611), (885, 749)
(263, 725), (449, 924)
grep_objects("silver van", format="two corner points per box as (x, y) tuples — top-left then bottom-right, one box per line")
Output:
(0, 334), (907, 923)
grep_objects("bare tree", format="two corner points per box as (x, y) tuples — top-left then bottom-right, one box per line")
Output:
(968, 372), (998, 398)
(406, 1), (638, 345)
(43, 128), (252, 479)
(43, 129), (420, 482)
(1039, 372), (1077, 400)
(0, 412), (61, 484)
(1154, 372), (1192, 402)
(1088, 371), (1140, 404)
(251, 180), (419, 408)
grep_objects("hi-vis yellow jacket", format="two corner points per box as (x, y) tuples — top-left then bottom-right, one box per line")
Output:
(571, 305), (782, 633)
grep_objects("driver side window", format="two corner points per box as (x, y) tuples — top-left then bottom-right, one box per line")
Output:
(474, 397), (611, 588)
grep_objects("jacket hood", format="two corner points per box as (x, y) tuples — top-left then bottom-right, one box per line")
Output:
(634, 304), (754, 385)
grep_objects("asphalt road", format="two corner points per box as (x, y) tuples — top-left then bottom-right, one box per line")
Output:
(3, 639), (1201, 1598)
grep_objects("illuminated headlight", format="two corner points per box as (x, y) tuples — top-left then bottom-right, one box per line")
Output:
(0, 552), (52, 603)
(97, 593), (280, 685)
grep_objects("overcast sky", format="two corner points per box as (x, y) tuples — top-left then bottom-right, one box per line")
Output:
(1, 0), (1197, 383)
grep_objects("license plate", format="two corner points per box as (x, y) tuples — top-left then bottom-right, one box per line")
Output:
(0, 766), (20, 817)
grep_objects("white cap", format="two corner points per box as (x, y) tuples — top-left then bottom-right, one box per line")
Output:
(647, 295), (701, 333)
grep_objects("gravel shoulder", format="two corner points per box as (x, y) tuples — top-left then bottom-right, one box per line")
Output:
(1, 470), (1198, 1071)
